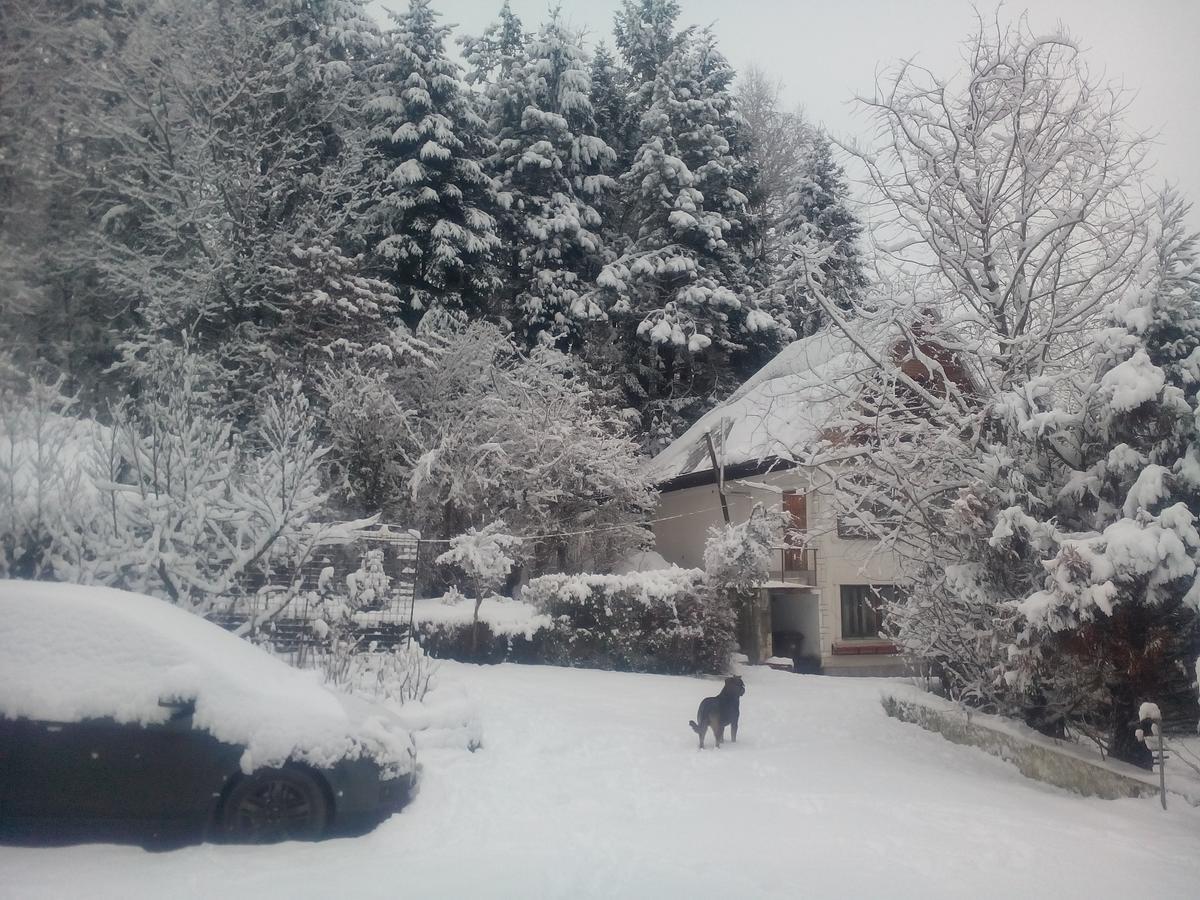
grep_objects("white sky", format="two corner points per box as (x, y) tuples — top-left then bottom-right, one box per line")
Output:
(370, 0), (1200, 229)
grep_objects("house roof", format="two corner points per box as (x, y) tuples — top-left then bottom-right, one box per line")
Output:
(647, 321), (906, 489)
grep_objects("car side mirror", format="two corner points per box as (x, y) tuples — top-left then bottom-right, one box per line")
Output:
(157, 697), (196, 723)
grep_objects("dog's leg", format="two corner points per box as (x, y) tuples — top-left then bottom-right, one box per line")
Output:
(731, 713), (738, 743)
(710, 713), (723, 748)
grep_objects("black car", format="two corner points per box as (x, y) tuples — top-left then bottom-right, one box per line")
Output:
(0, 581), (418, 846)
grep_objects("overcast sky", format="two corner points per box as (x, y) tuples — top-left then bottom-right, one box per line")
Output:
(369, 0), (1200, 228)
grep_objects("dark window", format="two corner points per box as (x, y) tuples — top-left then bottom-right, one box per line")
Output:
(839, 584), (897, 639)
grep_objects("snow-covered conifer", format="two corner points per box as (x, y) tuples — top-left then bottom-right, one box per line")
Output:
(769, 133), (868, 335)
(737, 71), (866, 335)
(459, 0), (528, 88)
(613, 0), (684, 120)
(360, 0), (502, 320)
(588, 43), (632, 172)
(594, 32), (787, 446)
(1000, 194), (1200, 764)
(488, 12), (616, 346)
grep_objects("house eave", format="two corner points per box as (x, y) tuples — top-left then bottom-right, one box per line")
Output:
(654, 455), (800, 493)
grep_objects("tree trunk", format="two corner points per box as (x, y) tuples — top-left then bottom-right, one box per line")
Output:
(470, 593), (482, 660)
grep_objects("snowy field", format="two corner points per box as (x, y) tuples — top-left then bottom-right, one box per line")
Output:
(3, 663), (1200, 900)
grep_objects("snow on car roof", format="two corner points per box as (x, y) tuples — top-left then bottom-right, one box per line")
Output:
(647, 321), (902, 484)
(0, 581), (414, 776)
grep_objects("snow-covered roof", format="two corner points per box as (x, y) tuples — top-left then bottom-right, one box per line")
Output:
(648, 322), (902, 485)
(0, 581), (415, 776)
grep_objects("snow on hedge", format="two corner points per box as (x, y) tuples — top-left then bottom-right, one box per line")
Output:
(0, 581), (415, 776)
(524, 568), (707, 607)
(413, 594), (552, 639)
(521, 568), (732, 674)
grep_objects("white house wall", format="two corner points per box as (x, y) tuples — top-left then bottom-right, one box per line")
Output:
(653, 468), (906, 675)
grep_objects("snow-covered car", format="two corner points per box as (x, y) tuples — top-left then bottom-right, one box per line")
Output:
(0, 581), (417, 845)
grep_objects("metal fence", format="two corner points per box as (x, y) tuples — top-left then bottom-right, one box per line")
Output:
(769, 546), (818, 586)
(208, 524), (420, 652)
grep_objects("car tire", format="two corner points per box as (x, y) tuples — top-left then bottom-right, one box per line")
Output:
(217, 767), (330, 843)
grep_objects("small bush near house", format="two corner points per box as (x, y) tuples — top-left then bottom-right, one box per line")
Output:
(410, 571), (733, 675)
(524, 569), (734, 675)
(415, 620), (549, 666)
(410, 593), (555, 664)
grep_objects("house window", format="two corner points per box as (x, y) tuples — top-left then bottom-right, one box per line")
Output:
(839, 584), (898, 639)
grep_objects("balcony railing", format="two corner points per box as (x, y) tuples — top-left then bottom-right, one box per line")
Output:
(768, 546), (818, 586)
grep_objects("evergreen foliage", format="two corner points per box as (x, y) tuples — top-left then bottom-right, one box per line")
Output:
(360, 0), (502, 320)
(486, 12), (615, 346)
(594, 31), (786, 447)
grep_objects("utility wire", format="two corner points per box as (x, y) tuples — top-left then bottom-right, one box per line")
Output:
(412, 503), (730, 545)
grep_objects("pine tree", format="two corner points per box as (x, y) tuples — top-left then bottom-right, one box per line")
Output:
(614, 0), (684, 105)
(594, 32), (786, 447)
(1005, 194), (1200, 764)
(612, 0), (685, 165)
(488, 12), (616, 347)
(736, 70), (867, 337)
(588, 43), (631, 172)
(0, 0), (148, 406)
(768, 133), (868, 336)
(360, 0), (502, 321)
(459, 0), (528, 88)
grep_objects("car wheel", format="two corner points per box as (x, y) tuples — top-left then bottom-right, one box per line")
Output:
(218, 767), (330, 843)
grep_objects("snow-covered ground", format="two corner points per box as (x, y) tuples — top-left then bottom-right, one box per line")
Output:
(4, 663), (1200, 899)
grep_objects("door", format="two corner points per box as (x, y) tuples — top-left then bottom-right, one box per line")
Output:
(782, 491), (808, 573)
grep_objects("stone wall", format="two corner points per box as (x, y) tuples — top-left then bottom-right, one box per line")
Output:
(881, 688), (1198, 805)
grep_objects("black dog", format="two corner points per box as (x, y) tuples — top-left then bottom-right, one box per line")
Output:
(688, 676), (745, 749)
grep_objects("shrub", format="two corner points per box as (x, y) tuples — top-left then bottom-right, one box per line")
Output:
(523, 569), (733, 675)
(414, 620), (548, 665)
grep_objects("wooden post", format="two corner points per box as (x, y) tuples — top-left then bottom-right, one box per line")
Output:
(704, 431), (730, 525)
(1138, 706), (1168, 811)
(1157, 725), (1167, 811)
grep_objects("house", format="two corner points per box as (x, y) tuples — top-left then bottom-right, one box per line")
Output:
(646, 321), (972, 676)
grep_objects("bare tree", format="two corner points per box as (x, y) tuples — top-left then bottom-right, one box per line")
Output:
(849, 13), (1152, 389)
(797, 15), (1161, 713)
(737, 66), (812, 254)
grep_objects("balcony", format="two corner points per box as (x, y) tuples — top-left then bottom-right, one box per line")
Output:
(768, 546), (818, 587)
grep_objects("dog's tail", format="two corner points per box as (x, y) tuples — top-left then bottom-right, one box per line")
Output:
(688, 720), (701, 734)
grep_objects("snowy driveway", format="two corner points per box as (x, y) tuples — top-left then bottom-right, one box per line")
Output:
(3, 663), (1200, 899)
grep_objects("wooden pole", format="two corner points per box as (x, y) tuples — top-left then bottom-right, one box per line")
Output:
(704, 431), (731, 525)
(1157, 726), (1167, 811)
